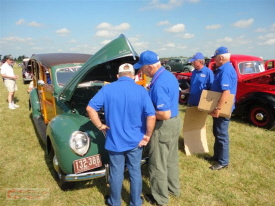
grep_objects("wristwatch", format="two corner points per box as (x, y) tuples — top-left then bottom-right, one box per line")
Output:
(215, 107), (221, 110)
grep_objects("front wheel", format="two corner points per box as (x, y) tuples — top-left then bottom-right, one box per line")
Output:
(248, 104), (275, 129)
(49, 147), (75, 191)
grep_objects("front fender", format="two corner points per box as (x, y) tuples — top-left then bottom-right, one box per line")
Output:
(47, 113), (108, 174)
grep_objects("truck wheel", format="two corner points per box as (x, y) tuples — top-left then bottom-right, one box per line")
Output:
(179, 91), (189, 104)
(183, 67), (191, 73)
(248, 104), (275, 129)
(178, 79), (190, 104)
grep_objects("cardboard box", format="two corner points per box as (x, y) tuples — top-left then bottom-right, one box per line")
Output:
(198, 90), (235, 118)
(183, 107), (209, 155)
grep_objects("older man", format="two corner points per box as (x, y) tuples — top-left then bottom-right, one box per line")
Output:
(206, 46), (237, 170)
(134, 51), (181, 206)
(187, 52), (214, 107)
(86, 63), (156, 206)
(1, 55), (19, 109)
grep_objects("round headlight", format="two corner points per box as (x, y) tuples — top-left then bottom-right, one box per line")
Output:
(69, 131), (90, 156)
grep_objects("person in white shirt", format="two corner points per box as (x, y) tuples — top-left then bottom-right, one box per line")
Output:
(0, 55), (19, 109)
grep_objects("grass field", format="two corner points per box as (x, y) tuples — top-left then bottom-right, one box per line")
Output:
(1, 65), (275, 206)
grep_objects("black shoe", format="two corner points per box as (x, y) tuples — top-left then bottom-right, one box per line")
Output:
(209, 163), (228, 170)
(203, 156), (218, 161)
(144, 194), (166, 206)
(104, 195), (110, 206)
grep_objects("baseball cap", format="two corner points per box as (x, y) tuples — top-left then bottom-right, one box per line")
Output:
(118, 63), (135, 74)
(6, 55), (14, 60)
(188, 52), (204, 63)
(211, 46), (230, 58)
(133, 50), (160, 69)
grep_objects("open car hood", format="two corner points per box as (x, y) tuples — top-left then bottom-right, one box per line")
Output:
(238, 68), (275, 82)
(59, 34), (139, 101)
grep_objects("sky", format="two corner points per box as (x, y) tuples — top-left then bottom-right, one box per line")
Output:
(1, 0), (275, 60)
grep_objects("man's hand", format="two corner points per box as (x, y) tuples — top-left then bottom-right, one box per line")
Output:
(138, 135), (151, 147)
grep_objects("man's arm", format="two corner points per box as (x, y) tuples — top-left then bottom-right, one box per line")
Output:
(210, 90), (230, 118)
(86, 106), (109, 131)
(138, 115), (156, 147)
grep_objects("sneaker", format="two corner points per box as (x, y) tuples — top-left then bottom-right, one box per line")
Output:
(9, 105), (16, 110)
(13, 104), (19, 108)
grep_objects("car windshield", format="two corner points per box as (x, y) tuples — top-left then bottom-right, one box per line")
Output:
(238, 61), (265, 75)
(56, 66), (82, 86)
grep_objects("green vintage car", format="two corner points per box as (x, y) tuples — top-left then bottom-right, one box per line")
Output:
(29, 34), (147, 190)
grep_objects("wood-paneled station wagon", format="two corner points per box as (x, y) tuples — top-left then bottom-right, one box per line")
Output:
(29, 34), (147, 190)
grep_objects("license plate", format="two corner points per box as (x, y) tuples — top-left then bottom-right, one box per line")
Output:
(73, 154), (102, 174)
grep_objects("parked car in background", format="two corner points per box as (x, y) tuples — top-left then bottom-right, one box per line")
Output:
(29, 34), (147, 190)
(164, 57), (194, 72)
(174, 54), (275, 129)
(21, 58), (32, 84)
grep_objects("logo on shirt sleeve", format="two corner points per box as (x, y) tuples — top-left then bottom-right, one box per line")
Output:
(157, 104), (164, 108)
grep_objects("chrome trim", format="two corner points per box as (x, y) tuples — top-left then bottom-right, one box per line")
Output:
(65, 168), (106, 182)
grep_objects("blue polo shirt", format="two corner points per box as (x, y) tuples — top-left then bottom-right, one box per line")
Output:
(88, 76), (155, 152)
(149, 67), (179, 118)
(188, 66), (214, 106)
(211, 61), (238, 110)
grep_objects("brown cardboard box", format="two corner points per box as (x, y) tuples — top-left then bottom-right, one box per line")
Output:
(183, 107), (209, 155)
(198, 90), (235, 118)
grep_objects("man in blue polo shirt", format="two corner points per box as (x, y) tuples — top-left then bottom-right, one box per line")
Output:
(134, 50), (181, 206)
(86, 63), (156, 206)
(187, 52), (214, 106)
(206, 46), (237, 170)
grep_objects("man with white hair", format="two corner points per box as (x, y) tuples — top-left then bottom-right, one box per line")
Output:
(86, 63), (156, 206)
(205, 46), (237, 170)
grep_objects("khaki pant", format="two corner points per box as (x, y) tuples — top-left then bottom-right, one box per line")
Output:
(147, 116), (182, 205)
(4, 79), (18, 92)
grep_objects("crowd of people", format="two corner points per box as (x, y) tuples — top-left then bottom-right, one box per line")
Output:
(86, 46), (237, 206)
(1, 46), (237, 206)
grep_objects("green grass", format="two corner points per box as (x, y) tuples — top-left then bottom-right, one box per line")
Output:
(1, 65), (275, 206)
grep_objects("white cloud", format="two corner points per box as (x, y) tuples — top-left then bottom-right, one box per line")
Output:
(165, 24), (185, 33)
(217, 37), (233, 43)
(95, 23), (130, 37)
(16, 19), (25, 25)
(28, 21), (43, 27)
(205, 24), (223, 30)
(16, 19), (43, 27)
(261, 38), (275, 45)
(69, 39), (77, 43)
(270, 23), (275, 31)
(101, 40), (112, 45)
(177, 33), (194, 39)
(140, 0), (185, 10)
(1, 36), (32, 43)
(233, 18), (254, 28)
(55, 28), (70, 36)
(257, 33), (275, 40)
(96, 30), (119, 38)
(255, 28), (268, 32)
(97, 22), (112, 29)
(157, 20), (170, 26)
(114, 23), (130, 30)
(166, 43), (175, 47)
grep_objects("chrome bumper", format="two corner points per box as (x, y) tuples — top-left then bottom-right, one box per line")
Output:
(65, 168), (106, 182)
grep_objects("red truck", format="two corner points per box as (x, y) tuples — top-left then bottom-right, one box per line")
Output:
(174, 54), (275, 129)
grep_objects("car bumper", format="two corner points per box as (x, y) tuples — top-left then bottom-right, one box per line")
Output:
(65, 168), (106, 182)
